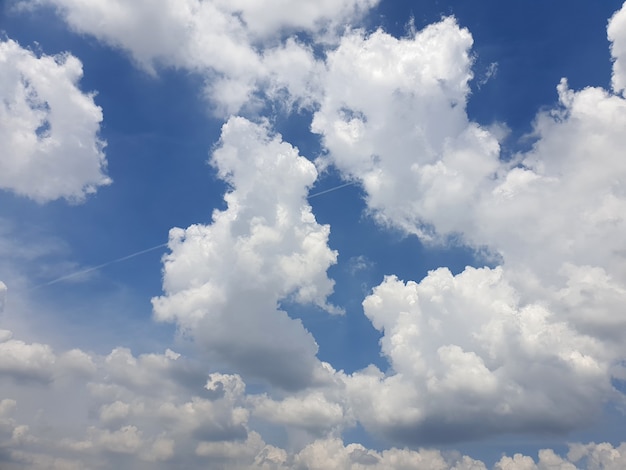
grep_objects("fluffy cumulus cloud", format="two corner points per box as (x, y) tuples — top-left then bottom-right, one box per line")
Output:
(0, 331), (250, 469)
(152, 117), (339, 390)
(345, 267), (612, 444)
(311, 17), (500, 240)
(2, 328), (623, 470)
(312, 13), (626, 291)
(0, 39), (110, 202)
(306, 11), (626, 444)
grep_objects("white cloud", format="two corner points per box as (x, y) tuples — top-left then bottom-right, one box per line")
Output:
(307, 11), (626, 444)
(91, 425), (144, 454)
(26, 0), (377, 115)
(0, 337), (56, 383)
(0, 39), (110, 202)
(568, 442), (626, 470)
(609, 2), (626, 94)
(312, 15), (626, 288)
(4, 1), (626, 467)
(475, 81), (626, 284)
(0, 331), (251, 468)
(344, 267), (612, 443)
(251, 389), (348, 436)
(292, 437), (488, 470)
(152, 117), (338, 389)
(211, 0), (378, 39)
(0, 330), (624, 469)
(311, 17), (500, 240)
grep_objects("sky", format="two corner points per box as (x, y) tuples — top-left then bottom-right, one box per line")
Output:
(1, 0), (626, 469)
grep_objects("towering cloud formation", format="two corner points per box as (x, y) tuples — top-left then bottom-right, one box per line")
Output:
(152, 117), (339, 389)
(0, 39), (110, 202)
(307, 11), (626, 443)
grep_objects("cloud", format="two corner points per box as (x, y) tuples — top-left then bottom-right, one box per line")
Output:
(152, 117), (338, 389)
(210, 0), (379, 39)
(289, 437), (491, 469)
(0, 334), (56, 384)
(0, 39), (110, 202)
(0, 331), (253, 469)
(609, 2), (626, 94)
(345, 267), (612, 444)
(311, 17), (499, 240)
(5, 1), (626, 467)
(477, 62), (498, 88)
(0, 329), (623, 469)
(312, 15), (626, 288)
(26, 0), (378, 115)
(308, 13), (626, 444)
(251, 389), (349, 436)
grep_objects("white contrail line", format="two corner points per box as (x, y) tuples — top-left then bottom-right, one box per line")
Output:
(307, 181), (356, 199)
(30, 182), (357, 291)
(31, 242), (168, 290)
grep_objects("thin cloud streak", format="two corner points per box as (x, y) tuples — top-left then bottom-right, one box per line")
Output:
(27, 182), (354, 291)
(30, 243), (168, 290)
(307, 181), (357, 199)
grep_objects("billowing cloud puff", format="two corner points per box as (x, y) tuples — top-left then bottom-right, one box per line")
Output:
(2, 331), (623, 470)
(312, 16), (626, 292)
(0, 39), (110, 202)
(152, 117), (338, 389)
(0, 334), (56, 384)
(291, 437), (488, 470)
(28, 0), (378, 114)
(477, 81), (626, 285)
(345, 266), (612, 444)
(306, 11), (626, 443)
(3, 332), (617, 469)
(312, 17), (501, 240)
(0, 331), (254, 469)
(251, 388), (349, 436)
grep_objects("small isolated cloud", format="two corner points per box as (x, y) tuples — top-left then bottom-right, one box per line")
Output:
(477, 61), (498, 88)
(347, 255), (374, 274)
(0, 39), (110, 203)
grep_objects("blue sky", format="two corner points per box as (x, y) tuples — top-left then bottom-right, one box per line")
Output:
(2, 1), (626, 468)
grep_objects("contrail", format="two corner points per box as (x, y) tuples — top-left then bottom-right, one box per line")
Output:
(30, 182), (357, 290)
(31, 242), (168, 290)
(307, 181), (356, 199)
